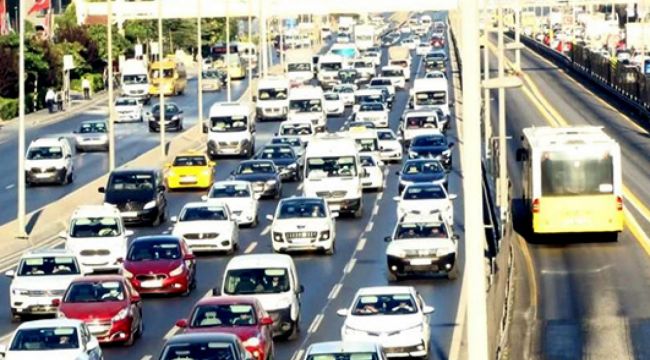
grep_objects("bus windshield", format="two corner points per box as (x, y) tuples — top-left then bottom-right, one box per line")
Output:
(541, 151), (614, 196)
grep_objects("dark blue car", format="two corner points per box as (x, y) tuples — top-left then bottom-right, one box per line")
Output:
(397, 159), (448, 193)
(407, 133), (454, 169)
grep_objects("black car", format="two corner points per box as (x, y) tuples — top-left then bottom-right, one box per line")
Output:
(408, 133), (454, 169)
(230, 160), (282, 199)
(255, 144), (301, 181)
(159, 333), (253, 360)
(148, 102), (184, 132)
(99, 169), (167, 226)
(397, 159), (448, 193)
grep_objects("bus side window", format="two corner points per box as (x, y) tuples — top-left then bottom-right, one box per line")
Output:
(516, 148), (528, 162)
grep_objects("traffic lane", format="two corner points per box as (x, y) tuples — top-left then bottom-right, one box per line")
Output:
(0, 78), (250, 227)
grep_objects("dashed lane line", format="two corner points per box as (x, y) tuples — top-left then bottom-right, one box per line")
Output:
(307, 314), (324, 333)
(244, 242), (257, 254)
(356, 238), (367, 252)
(328, 283), (343, 300)
(343, 258), (357, 274)
(291, 349), (305, 360)
(5, 184), (15, 190)
(260, 225), (272, 236)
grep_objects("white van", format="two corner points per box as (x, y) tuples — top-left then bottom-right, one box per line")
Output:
(25, 137), (74, 186)
(121, 58), (150, 103)
(288, 86), (326, 132)
(317, 54), (344, 89)
(303, 134), (364, 218)
(255, 76), (290, 121)
(217, 254), (303, 339)
(285, 49), (315, 85)
(63, 205), (132, 273)
(205, 102), (256, 159)
(410, 78), (450, 117)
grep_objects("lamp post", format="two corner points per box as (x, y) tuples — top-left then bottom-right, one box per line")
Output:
(226, 0), (232, 102)
(17, 0), (26, 239)
(158, 0), (166, 161)
(197, 0), (204, 130)
(108, 0), (116, 171)
(247, 0), (253, 103)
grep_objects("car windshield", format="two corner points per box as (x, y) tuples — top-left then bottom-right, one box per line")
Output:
(307, 354), (379, 360)
(70, 217), (120, 238)
(404, 185), (446, 200)
(406, 115), (438, 129)
(127, 241), (181, 261)
(224, 268), (290, 294)
(403, 161), (444, 174)
(288, 63), (312, 72)
(79, 122), (107, 134)
(354, 61), (373, 68)
(173, 156), (207, 167)
(152, 104), (179, 114)
(271, 137), (302, 148)
(382, 69), (402, 77)
(26, 146), (63, 160)
(151, 68), (174, 78)
(425, 72), (445, 79)
(280, 123), (313, 136)
(10, 327), (79, 351)
(370, 79), (391, 87)
(426, 53), (445, 61)
(415, 91), (447, 106)
(210, 116), (248, 132)
(278, 199), (326, 219)
(180, 206), (227, 221)
(359, 103), (383, 112)
(355, 95), (383, 105)
(258, 88), (288, 101)
(396, 222), (448, 239)
(115, 98), (138, 106)
(108, 173), (155, 192)
(355, 138), (378, 152)
(306, 156), (358, 178)
(122, 74), (147, 85)
(258, 146), (295, 160)
(209, 184), (251, 198)
(236, 162), (275, 174)
(325, 93), (340, 101)
(320, 62), (342, 71)
(334, 86), (354, 94)
(202, 70), (221, 79)
(360, 155), (377, 167)
(377, 130), (396, 140)
(412, 136), (446, 147)
(351, 294), (418, 315)
(17, 256), (80, 276)
(289, 99), (322, 113)
(160, 342), (235, 360)
(63, 281), (125, 303)
(190, 304), (257, 328)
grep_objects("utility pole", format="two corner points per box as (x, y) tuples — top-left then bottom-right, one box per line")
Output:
(497, 6), (508, 220)
(226, 0), (232, 102)
(197, 0), (204, 130)
(158, 0), (166, 161)
(514, 3), (522, 70)
(17, 0), (26, 239)
(108, 0), (116, 171)
(483, 8), (492, 159)
(247, 0), (253, 103)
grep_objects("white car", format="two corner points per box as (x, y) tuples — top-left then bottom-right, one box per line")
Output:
(394, 183), (456, 225)
(376, 128), (403, 162)
(416, 43), (432, 56)
(171, 202), (239, 253)
(385, 213), (459, 280)
(352, 59), (376, 81)
(368, 78), (396, 99)
(399, 25), (412, 34)
(360, 154), (384, 190)
(324, 92), (345, 116)
(203, 181), (260, 227)
(337, 286), (434, 358)
(355, 102), (389, 128)
(304, 342), (387, 360)
(424, 70), (447, 80)
(266, 197), (337, 254)
(333, 84), (356, 106)
(0, 319), (103, 360)
(6, 249), (84, 321)
(277, 119), (316, 144)
(400, 38), (416, 50)
(380, 66), (407, 89)
(25, 137), (74, 186)
(362, 50), (382, 67)
(115, 97), (143, 123)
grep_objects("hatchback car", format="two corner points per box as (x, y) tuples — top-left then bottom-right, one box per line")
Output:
(230, 160), (282, 199)
(56, 275), (143, 346)
(360, 155), (384, 191)
(254, 144), (301, 182)
(147, 102), (184, 132)
(171, 202), (239, 254)
(203, 181), (260, 227)
(354, 102), (389, 128)
(324, 92), (345, 116)
(115, 97), (143, 123)
(122, 236), (196, 296)
(397, 159), (448, 193)
(73, 120), (109, 152)
(376, 129), (403, 162)
(165, 152), (215, 190)
(159, 333), (253, 360)
(99, 169), (167, 226)
(333, 84), (356, 106)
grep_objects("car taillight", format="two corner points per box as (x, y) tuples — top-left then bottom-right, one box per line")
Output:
(616, 196), (623, 211)
(532, 198), (540, 213)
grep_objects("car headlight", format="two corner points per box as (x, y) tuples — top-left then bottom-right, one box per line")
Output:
(400, 180), (413, 187)
(266, 179), (277, 185)
(343, 325), (367, 336)
(287, 163), (297, 169)
(273, 232), (283, 242)
(243, 336), (261, 347)
(319, 230), (330, 241)
(442, 149), (452, 157)
(202, 169), (211, 175)
(437, 246), (456, 256)
(11, 288), (29, 296)
(171, 115), (180, 121)
(409, 150), (418, 158)
(143, 200), (157, 210)
(169, 264), (185, 277)
(168, 169), (176, 177)
(112, 306), (131, 322)
(387, 246), (407, 258)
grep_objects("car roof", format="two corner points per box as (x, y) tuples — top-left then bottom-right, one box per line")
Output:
(356, 286), (415, 296)
(212, 180), (251, 188)
(71, 204), (121, 218)
(17, 318), (84, 330)
(29, 137), (66, 147)
(239, 159), (275, 165)
(225, 254), (294, 270)
(22, 248), (77, 258)
(182, 201), (227, 209)
(307, 341), (381, 355)
(166, 332), (239, 345)
(70, 274), (124, 283)
(279, 196), (324, 204)
(109, 168), (158, 175)
(412, 132), (445, 140)
(403, 158), (444, 166)
(131, 235), (181, 244)
(195, 296), (261, 307)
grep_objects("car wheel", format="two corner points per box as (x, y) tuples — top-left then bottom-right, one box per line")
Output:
(136, 311), (144, 338)
(178, 121), (184, 131)
(152, 210), (162, 227)
(448, 266), (459, 280)
(353, 205), (363, 219)
(274, 186), (282, 200)
(325, 241), (335, 256)
(250, 214), (259, 228)
(67, 171), (73, 184)
(10, 312), (21, 323)
(123, 327), (136, 347)
(181, 282), (192, 297)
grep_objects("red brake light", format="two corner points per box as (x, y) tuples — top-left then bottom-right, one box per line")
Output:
(616, 196), (623, 211)
(532, 198), (540, 213)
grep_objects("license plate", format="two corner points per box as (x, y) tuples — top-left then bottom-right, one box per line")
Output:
(410, 258), (432, 266)
(180, 176), (197, 183)
(121, 211), (138, 218)
(88, 325), (106, 334)
(35, 173), (52, 178)
(141, 280), (163, 288)
(293, 238), (310, 244)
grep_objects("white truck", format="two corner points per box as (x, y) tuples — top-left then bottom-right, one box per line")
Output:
(354, 24), (376, 51)
(120, 58), (150, 103)
(285, 49), (315, 85)
(303, 134), (364, 218)
(255, 76), (290, 121)
(205, 102), (256, 159)
(288, 86), (326, 132)
(388, 46), (411, 70)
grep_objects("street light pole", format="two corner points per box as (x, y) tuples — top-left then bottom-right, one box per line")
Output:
(108, 0), (116, 171)
(17, 0), (26, 238)
(197, 0), (204, 130)
(514, 4), (521, 71)
(226, 0), (232, 102)
(497, 6), (508, 219)
(247, 0), (253, 103)
(483, 8), (492, 159)
(158, 0), (166, 161)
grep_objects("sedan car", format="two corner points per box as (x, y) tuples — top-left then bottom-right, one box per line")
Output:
(171, 202), (239, 254)
(360, 155), (384, 191)
(56, 275), (143, 346)
(165, 152), (215, 190)
(122, 235), (196, 296)
(380, 66), (407, 89)
(73, 120), (108, 152)
(203, 181), (260, 227)
(416, 42), (432, 56)
(147, 102), (184, 132)
(255, 144), (301, 181)
(337, 286), (434, 358)
(270, 136), (304, 160)
(324, 92), (345, 116)
(175, 297), (274, 360)
(355, 102), (389, 128)
(230, 160), (282, 199)
(376, 129), (403, 162)
(267, 197), (337, 254)
(0, 319), (103, 360)
(407, 133), (454, 169)
(333, 84), (356, 106)
(397, 159), (448, 193)
(115, 97), (143, 123)
(201, 69), (223, 92)
(394, 183), (457, 225)
(159, 333), (253, 360)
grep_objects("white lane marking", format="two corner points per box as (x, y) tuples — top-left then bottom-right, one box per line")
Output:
(0, 332), (13, 343)
(307, 314), (324, 333)
(344, 258), (357, 274)
(372, 205), (379, 216)
(162, 230), (170, 234)
(244, 242), (257, 254)
(260, 225), (272, 236)
(297, 183), (304, 191)
(291, 349), (305, 360)
(356, 238), (367, 251)
(140, 356), (153, 360)
(328, 283), (342, 300)
(163, 326), (179, 340)
(5, 184), (15, 190)
(377, 192), (383, 200)
(365, 221), (374, 233)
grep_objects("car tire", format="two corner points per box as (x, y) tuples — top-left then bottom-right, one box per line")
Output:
(10, 312), (21, 323)
(325, 241), (335, 256)
(274, 187), (282, 200)
(67, 171), (73, 184)
(250, 214), (259, 228)
(136, 311), (144, 339)
(353, 205), (363, 219)
(123, 327), (136, 347)
(448, 266), (459, 280)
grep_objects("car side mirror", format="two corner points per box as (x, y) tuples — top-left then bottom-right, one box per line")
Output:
(211, 287), (221, 296)
(336, 308), (348, 317)
(202, 123), (208, 133)
(116, 257), (124, 264)
(254, 193), (262, 200)
(4, 269), (15, 278)
(395, 171), (401, 175)
(260, 316), (273, 326)
(449, 194), (458, 200)
(175, 319), (188, 328)
(452, 234), (460, 241)
(422, 305), (435, 314)
(265, 214), (274, 221)
(384, 236), (392, 242)
(331, 211), (339, 219)
(516, 148), (528, 162)
(125, 230), (134, 237)
(131, 293), (141, 303)
(298, 285), (305, 293)
(157, 185), (166, 192)
(178, 109), (183, 114)
(73, 130), (78, 134)
(170, 216), (178, 223)
(51, 298), (61, 307)
(98, 186), (106, 194)
(201, 195), (208, 201)
(164, 162), (172, 168)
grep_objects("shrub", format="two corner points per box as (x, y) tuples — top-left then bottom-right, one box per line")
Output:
(0, 97), (18, 121)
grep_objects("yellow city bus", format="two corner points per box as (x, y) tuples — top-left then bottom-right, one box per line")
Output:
(516, 126), (623, 238)
(149, 57), (188, 96)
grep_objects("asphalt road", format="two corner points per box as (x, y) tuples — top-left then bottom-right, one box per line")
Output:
(0, 12), (467, 360)
(491, 35), (650, 359)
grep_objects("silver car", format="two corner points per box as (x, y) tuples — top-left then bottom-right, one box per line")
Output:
(73, 120), (108, 152)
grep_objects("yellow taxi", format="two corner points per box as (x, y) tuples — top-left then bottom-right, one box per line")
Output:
(165, 152), (215, 189)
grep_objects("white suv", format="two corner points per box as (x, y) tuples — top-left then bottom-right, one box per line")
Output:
(394, 183), (457, 226)
(5, 249), (84, 321)
(203, 181), (260, 227)
(25, 137), (74, 186)
(337, 286), (434, 358)
(63, 205), (132, 273)
(267, 197), (337, 254)
(172, 202), (239, 254)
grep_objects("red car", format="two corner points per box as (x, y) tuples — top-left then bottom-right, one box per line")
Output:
(121, 235), (196, 296)
(176, 296), (274, 360)
(54, 275), (143, 346)
(431, 36), (445, 48)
